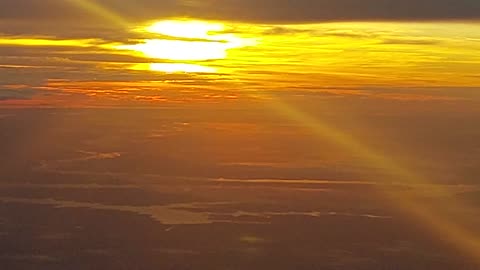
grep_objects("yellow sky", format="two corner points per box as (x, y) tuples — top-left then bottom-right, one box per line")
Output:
(1, 18), (480, 106)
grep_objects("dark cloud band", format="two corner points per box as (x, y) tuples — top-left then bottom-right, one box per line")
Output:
(1, 0), (479, 23)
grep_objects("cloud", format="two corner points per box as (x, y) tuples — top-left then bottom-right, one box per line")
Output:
(262, 27), (316, 35)
(380, 38), (443, 45)
(0, 1), (479, 107)
(0, 87), (44, 101)
(0, 0), (479, 24)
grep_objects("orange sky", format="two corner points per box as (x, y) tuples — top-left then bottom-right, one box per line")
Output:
(0, 0), (479, 107)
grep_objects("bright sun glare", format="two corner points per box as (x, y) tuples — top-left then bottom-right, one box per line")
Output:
(123, 39), (228, 61)
(146, 20), (225, 40)
(132, 63), (216, 73)
(117, 19), (254, 73)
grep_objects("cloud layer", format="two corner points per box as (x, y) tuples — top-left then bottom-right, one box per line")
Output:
(1, 1), (480, 107)
(1, 0), (479, 24)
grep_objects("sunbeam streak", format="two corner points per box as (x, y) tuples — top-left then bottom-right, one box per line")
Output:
(266, 97), (480, 265)
(66, 0), (128, 26)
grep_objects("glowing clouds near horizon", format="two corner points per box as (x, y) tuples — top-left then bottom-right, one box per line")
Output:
(146, 20), (224, 40)
(132, 63), (216, 73)
(117, 20), (255, 73)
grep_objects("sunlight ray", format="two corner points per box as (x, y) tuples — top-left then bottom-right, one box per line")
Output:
(66, 0), (128, 26)
(265, 96), (480, 264)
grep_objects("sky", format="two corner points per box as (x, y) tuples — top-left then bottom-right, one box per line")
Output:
(0, 0), (479, 107)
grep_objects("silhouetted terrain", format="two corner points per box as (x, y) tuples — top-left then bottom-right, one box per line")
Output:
(1, 108), (479, 269)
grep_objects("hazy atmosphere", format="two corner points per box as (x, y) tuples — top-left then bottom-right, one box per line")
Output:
(1, 1), (480, 269)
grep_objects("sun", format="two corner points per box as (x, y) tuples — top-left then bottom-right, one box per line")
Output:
(116, 19), (254, 72)
(120, 39), (228, 61)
